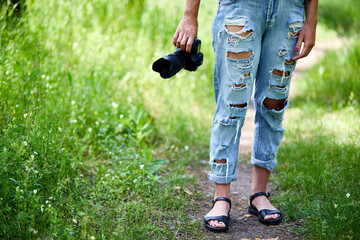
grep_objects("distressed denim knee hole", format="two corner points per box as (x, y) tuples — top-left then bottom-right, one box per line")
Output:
(272, 69), (291, 77)
(227, 50), (253, 60)
(263, 97), (286, 111)
(214, 158), (227, 164)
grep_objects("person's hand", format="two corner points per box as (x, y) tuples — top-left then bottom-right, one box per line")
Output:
(292, 20), (317, 61)
(173, 16), (198, 53)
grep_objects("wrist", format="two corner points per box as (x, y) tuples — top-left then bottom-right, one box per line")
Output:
(183, 11), (198, 21)
(305, 17), (317, 26)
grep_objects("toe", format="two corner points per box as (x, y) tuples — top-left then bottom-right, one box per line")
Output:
(214, 221), (225, 228)
(218, 222), (225, 228)
(264, 213), (279, 220)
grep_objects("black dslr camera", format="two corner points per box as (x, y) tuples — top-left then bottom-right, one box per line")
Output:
(152, 38), (204, 79)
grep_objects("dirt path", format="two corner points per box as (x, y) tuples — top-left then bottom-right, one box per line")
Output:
(189, 37), (346, 239)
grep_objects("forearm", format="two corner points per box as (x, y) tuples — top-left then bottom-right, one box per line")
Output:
(305, 0), (318, 25)
(183, 0), (201, 20)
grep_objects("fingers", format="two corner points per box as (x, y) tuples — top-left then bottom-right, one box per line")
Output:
(186, 36), (195, 53)
(174, 34), (195, 53)
(292, 33), (315, 60)
(172, 30), (179, 47)
(294, 32), (304, 55)
(175, 33), (183, 48)
(180, 35), (188, 51)
(292, 33), (304, 61)
(292, 43), (313, 61)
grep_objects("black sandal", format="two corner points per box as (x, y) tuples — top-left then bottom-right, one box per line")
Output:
(203, 197), (231, 232)
(248, 192), (283, 225)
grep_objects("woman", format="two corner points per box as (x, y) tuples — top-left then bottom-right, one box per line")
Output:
(173, 0), (318, 232)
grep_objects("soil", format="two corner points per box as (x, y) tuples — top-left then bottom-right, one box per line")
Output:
(187, 37), (347, 240)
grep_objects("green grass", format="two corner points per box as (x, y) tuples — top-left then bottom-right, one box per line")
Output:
(292, 38), (360, 110)
(318, 0), (360, 35)
(272, 25), (360, 240)
(0, 0), (217, 238)
(274, 106), (360, 239)
(269, 1), (360, 238)
(1, 0), (360, 239)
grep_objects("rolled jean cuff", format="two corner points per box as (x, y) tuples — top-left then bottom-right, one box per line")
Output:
(208, 172), (237, 184)
(251, 156), (276, 172)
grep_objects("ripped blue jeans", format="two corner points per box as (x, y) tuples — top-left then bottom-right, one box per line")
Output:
(208, 0), (305, 184)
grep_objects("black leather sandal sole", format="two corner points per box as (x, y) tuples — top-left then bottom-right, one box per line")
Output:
(248, 192), (283, 225)
(203, 197), (231, 232)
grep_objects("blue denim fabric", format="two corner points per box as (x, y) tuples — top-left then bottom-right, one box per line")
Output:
(209, 0), (305, 184)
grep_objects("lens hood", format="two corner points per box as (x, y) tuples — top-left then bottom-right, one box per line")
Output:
(152, 38), (204, 79)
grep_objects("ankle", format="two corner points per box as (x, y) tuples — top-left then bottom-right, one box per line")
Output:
(214, 193), (231, 199)
(214, 183), (231, 199)
(250, 189), (267, 196)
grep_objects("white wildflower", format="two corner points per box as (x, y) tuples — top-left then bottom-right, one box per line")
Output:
(30, 154), (34, 160)
(49, 197), (53, 200)
(58, 127), (62, 132)
(73, 42), (79, 48)
(111, 102), (119, 108)
(90, 236), (95, 240)
(24, 113), (28, 118)
(6, 70), (10, 75)
(33, 189), (37, 194)
(41, 74), (45, 79)
(16, 105), (18, 108)
(119, 114), (124, 119)
(23, 141), (28, 146)
(34, 151), (38, 155)
(71, 100), (76, 105)
(72, 219), (77, 223)
(140, 164), (144, 170)
(346, 193), (350, 198)
(184, 145), (189, 151)
(334, 204), (338, 208)
(46, 76), (50, 80)
(46, 200), (49, 204)
(88, 127), (92, 132)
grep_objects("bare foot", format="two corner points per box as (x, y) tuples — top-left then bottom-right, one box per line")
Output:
(204, 200), (230, 228)
(250, 195), (280, 220)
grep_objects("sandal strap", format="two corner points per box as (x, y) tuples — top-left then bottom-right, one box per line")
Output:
(249, 192), (270, 205)
(259, 209), (282, 219)
(204, 215), (229, 226)
(212, 197), (231, 209)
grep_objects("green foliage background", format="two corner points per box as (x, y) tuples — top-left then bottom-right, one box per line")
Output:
(0, 0), (359, 239)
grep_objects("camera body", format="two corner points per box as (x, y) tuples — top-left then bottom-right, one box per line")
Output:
(152, 38), (204, 79)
